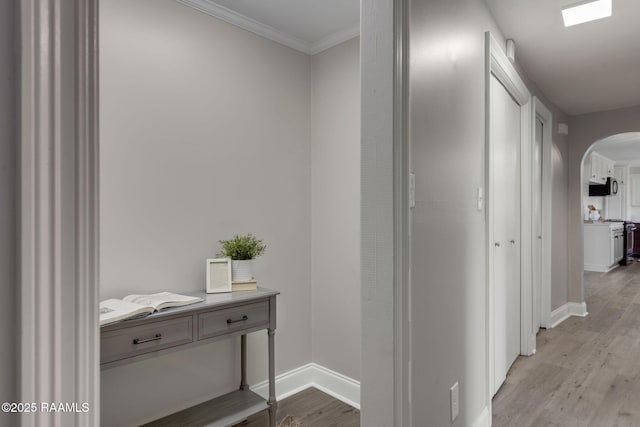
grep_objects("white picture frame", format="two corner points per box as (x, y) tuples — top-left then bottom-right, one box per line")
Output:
(206, 258), (232, 293)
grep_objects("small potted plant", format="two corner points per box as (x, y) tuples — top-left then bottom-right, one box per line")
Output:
(217, 233), (266, 282)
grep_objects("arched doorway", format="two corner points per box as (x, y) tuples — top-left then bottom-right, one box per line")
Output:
(581, 132), (640, 297)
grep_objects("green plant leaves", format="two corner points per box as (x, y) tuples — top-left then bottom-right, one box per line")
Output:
(216, 233), (266, 260)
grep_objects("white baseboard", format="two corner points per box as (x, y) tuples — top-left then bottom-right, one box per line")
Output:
(550, 302), (589, 328)
(526, 332), (537, 356)
(471, 406), (490, 427)
(251, 363), (316, 402)
(583, 263), (618, 273)
(251, 363), (360, 409)
(568, 302), (588, 317)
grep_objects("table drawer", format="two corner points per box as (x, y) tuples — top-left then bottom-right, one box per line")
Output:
(101, 316), (193, 364)
(198, 301), (269, 340)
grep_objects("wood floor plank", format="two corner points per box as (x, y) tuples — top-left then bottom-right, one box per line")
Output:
(235, 388), (359, 427)
(586, 374), (635, 427)
(492, 362), (570, 427)
(493, 262), (640, 427)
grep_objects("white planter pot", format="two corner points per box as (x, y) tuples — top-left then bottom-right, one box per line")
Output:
(231, 259), (253, 282)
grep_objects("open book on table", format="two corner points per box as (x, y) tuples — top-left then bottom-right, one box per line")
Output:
(100, 292), (203, 326)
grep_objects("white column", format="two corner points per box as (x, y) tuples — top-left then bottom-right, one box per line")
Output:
(361, 0), (398, 426)
(19, 1), (99, 426)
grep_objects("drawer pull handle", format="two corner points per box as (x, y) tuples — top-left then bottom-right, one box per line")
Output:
(133, 334), (162, 344)
(227, 315), (249, 324)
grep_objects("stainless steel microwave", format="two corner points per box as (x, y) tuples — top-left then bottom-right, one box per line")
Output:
(589, 177), (618, 196)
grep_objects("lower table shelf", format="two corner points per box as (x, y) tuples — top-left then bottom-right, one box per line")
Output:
(141, 389), (269, 427)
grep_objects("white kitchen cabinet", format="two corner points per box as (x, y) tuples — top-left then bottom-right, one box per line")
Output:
(584, 222), (624, 272)
(604, 157), (614, 178)
(588, 153), (602, 183)
(589, 152), (614, 184)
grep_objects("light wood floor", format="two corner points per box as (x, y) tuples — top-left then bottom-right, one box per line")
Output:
(235, 387), (360, 427)
(493, 260), (640, 426)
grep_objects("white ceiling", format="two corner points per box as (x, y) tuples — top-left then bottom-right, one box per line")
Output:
(211, 0), (359, 44)
(179, 0), (640, 114)
(176, 0), (359, 55)
(485, 0), (640, 115)
(592, 132), (640, 164)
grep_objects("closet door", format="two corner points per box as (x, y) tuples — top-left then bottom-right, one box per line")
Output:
(490, 75), (521, 396)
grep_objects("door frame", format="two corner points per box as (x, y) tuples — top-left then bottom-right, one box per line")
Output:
(18, 1), (100, 426)
(532, 97), (553, 331)
(22, 0), (407, 423)
(360, 0), (410, 424)
(393, 0), (410, 425)
(485, 31), (533, 402)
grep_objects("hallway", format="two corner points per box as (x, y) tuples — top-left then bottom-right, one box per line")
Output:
(492, 261), (640, 426)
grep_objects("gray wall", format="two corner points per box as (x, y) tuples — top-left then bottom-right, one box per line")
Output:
(0, 0), (17, 421)
(409, 1), (502, 425)
(409, 0), (571, 424)
(310, 37), (361, 381)
(551, 126), (570, 310)
(100, 0), (312, 425)
(568, 105), (640, 303)
(529, 90), (570, 311)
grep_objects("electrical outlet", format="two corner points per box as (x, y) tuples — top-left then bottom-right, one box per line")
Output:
(450, 382), (459, 421)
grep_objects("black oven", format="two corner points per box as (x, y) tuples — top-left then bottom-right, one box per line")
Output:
(622, 222), (637, 265)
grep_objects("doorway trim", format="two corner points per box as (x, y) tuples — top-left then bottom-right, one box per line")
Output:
(393, 0), (410, 425)
(18, 1), (99, 426)
(361, 0), (406, 425)
(485, 31), (533, 404)
(532, 97), (553, 330)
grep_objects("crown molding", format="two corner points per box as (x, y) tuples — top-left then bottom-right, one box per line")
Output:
(175, 0), (359, 55)
(175, 0), (311, 53)
(309, 23), (360, 55)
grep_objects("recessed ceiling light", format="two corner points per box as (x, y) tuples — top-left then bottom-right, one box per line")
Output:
(562, 0), (612, 27)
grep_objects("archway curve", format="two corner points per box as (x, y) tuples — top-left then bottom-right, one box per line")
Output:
(580, 131), (640, 302)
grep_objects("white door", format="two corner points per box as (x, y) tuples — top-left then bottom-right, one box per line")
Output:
(532, 118), (543, 334)
(491, 75), (521, 396)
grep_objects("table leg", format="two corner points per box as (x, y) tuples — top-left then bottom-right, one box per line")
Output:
(240, 334), (248, 390)
(268, 328), (277, 427)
